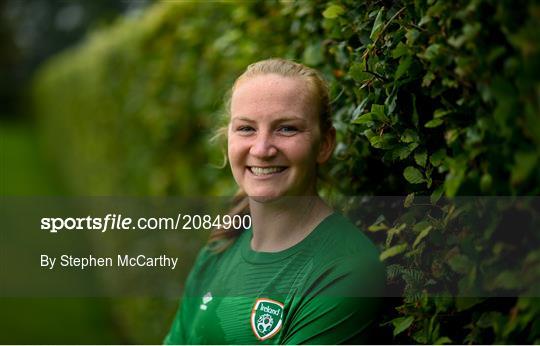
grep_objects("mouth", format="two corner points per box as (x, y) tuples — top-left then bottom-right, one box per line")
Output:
(248, 166), (287, 176)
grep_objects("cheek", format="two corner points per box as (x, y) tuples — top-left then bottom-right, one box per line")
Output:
(227, 137), (245, 169)
(227, 139), (236, 167)
(286, 137), (320, 165)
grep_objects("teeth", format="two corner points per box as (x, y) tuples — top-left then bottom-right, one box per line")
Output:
(250, 167), (284, 176)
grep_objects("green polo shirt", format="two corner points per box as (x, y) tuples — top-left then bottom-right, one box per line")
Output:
(164, 212), (385, 344)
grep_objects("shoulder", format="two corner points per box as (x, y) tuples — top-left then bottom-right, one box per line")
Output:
(281, 212), (385, 344)
(301, 213), (385, 297)
(190, 243), (215, 270)
(182, 241), (229, 294)
(192, 230), (247, 267)
(312, 213), (382, 268)
(281, 214), (385, 343)
(185, 231), (249, 286)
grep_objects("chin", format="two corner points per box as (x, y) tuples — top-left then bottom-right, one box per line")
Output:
(245, 188), (285, 203)
(248, 194), (282, 203)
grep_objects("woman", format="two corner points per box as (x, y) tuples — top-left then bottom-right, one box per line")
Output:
(165, 58), (384, 344)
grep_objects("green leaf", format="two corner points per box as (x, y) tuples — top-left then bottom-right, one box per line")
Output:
(352, 113), (373, 125)
(431, 185), (444, 204)
(303, 42), (324, 66)
(400, 129), (419, 143)
(435, 336), (452, 345)
(413, 225), (433, 248)
(448, 35), (466, 48)
(322, 4), (345, 19)
(395, 56), (412, 80)
(445, 129), (459, 144)
(368, 215), (388, 232)
(434, 109), (451, 118)
(444, 158), (466, 197)
(404, 166), (424, 184)
(414, 150), (427, 167)
(412, 329), (427, 344)
(422, 43), (443, 61)
(392, 42), (408, 58)
(380, 243), (408, 261)
(368, 223), (389, 232)
(442, 78), (458, 88)
(491, 270), (521, 290)
(406, 29), (420, 46)
(349, 62), (369, 82)
(476, 311), (502, 329)
(370, 104), (386, 121)
(425, 118), (444, 128)
(413, 221), (431, 233)
(406, 142), (419, 157)
(367, 132), (395, 149)
(362, 128), (374, 135)
(392, 143), (418, 160)
(352, 100), (368, 118)
(456, 297), (484, 312)
(479, 173), (492, 192)
(434, 296), (453, 313)
(370, 8), (385, 40)
(385, 92), (398, 116)
(510, 151), (538, 186)
(427, 1), (446, 16)
(391, 316), (414, 336)
(404, 193), (414, 208)
(422, 71), (436, 87)
(430, 149), (446, 167)
(385, 224), (407, 247)
(448, 254), (473, 274)
(418, 15), (431, 26)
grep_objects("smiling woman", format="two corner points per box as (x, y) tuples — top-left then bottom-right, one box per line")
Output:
(164, 59), (385, 345)
(228, 73), (334, 201)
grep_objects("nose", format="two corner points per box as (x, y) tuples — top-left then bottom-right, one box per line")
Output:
(250, 131), (277, 159)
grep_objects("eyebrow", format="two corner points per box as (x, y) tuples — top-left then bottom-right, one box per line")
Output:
(231, 115), (306, 123)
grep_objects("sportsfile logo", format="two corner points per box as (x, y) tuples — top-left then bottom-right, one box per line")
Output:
(250, 298), (284, 341)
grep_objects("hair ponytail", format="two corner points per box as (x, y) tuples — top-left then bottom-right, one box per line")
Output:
(208, 189), (249, 252)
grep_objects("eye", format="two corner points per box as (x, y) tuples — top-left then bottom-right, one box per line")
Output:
(236, 125), (255, 135)
(278, 125), (298, 136)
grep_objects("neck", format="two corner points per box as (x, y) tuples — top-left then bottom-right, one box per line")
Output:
(248, 195), (332, 252)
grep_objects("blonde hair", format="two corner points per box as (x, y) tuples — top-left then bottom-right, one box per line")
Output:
(209, 58), (333, 252)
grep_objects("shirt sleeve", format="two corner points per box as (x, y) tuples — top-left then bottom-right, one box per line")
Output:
(163, 299), (187, 345)
(281, 254), (385, 345)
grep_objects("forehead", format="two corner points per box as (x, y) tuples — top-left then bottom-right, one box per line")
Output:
(231, 74), (315, 120)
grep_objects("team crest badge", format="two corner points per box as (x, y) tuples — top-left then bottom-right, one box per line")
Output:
(250, 298), (284, 341)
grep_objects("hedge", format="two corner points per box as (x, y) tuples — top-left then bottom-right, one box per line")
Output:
(33, 0), (540, 343)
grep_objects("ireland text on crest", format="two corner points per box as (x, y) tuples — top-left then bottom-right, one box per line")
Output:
(250, 298), (284, 341)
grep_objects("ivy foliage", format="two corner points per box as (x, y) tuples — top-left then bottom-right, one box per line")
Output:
(33, 0), (540, 343)
(308, 0), (540, 342)
(314, 0), (540, 198)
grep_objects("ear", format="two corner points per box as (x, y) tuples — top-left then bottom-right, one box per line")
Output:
(317, 126), (336, 164)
